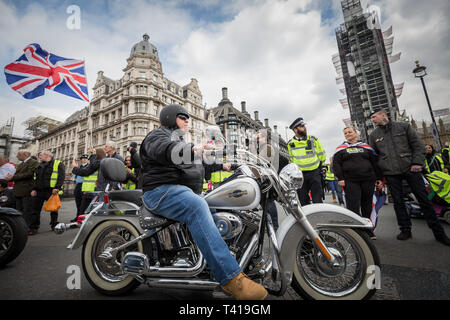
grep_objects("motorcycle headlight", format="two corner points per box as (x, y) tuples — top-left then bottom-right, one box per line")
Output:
(279, 163), (304, 190)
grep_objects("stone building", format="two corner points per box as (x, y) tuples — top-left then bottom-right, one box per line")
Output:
(411, 117), (450, 149)
(211, 87), (289, 160)
(37, 34), (216, 174)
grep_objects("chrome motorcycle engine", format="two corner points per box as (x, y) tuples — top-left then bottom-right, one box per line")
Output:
(212, 212), (243, 240)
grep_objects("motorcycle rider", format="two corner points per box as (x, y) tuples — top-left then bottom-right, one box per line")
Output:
(140, 104), (268, 300)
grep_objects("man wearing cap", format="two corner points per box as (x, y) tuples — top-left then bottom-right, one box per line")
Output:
(369, 108), (450, 246)
(288, 117), (327, 205)
(71, 154), (89, 222)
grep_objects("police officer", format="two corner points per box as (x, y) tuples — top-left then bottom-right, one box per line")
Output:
(288, 117), (326, 205)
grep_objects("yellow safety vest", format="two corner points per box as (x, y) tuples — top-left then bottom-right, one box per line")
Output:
(203, 179), (208, 192)
(211, 171), (233, 184)
(81, 171), (99, 192)
(426, 171), (450, 203)
(288, 135), (326, 172)
(34, 160), (61, 188)
(124, 168), (136, 190)
(425, 154), (444, 173)
(325, 165), (335, 181)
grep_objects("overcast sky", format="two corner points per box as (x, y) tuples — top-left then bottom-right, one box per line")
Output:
(1, 0), (449, 158)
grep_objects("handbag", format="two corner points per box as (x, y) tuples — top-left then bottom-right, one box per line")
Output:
(43, 194), (62, 212)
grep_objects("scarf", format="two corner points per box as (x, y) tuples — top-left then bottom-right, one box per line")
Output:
(334, 141), (377, 156)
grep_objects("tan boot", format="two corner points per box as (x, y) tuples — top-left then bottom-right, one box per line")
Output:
(332, 194), (337, 203)
(221, 273), (268, 300)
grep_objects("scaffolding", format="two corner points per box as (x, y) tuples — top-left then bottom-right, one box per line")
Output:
(332, 0), (403, 140)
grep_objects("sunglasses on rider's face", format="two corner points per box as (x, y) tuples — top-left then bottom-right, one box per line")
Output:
(177, 115), (189, 121)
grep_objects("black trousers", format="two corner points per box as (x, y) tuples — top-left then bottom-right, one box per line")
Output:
(79, 193), (93, 216)
(385, 171), (445, 236)
(32, 190), (59, 230)
(74, 183), (83, 216)
(344, 179), (375, 219)
(297, 168), (323, 206)
(16, 196), (35, 229)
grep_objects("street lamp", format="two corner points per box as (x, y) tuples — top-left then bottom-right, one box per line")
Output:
(412, 61), (442, 150)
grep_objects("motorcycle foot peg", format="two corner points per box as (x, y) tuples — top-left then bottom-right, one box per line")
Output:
(121, 252), (149, 274)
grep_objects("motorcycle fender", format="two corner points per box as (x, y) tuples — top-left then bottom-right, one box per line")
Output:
(68, 210), (144, 250)
(276, 204), (373, 282)
(0, 207), (23, 217)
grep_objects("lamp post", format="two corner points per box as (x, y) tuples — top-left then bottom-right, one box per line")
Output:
(412, 61), (442, 150)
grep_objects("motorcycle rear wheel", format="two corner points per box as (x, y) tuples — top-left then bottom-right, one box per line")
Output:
(82, 220), (143, 296)
(291, 227), (380, 300)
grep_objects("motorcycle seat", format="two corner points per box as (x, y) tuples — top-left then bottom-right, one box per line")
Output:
(139, 201), (175, 230)
(108, 189), (143, 206)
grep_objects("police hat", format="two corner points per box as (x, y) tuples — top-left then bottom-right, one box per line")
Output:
(80, 154), (89, 160)
(289, 117), (306, 130)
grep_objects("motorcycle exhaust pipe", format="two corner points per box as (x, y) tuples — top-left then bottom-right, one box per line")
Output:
(54, 222), (79, 234)
(145, 278), (220, 291)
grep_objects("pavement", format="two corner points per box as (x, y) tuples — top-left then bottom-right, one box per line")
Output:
(0, 194), (449, 300)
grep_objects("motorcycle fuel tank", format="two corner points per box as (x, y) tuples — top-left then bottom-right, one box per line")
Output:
(204, 177), (261, 210)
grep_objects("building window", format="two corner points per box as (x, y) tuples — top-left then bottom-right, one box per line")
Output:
(116, 127), (121, 139)
(136, 102), (147, 113)
(124, 124), (128, 137)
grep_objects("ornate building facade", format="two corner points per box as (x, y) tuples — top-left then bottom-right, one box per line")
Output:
(211, 87), (289, 160)
(36, 34), (216, 173)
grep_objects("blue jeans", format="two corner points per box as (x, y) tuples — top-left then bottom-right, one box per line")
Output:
(143, 185), (242, 285)
(328, 180), (345, 205)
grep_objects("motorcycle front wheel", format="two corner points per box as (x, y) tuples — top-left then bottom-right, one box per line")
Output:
(0, 214), (28, 268)
(291, 227), (380, 300)
(82, 220), (143, 296)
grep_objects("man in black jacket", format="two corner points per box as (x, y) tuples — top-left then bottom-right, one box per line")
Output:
(140, 104), (267, 300)
(369, 109), (450, 246)
(31, 150), (65, 233)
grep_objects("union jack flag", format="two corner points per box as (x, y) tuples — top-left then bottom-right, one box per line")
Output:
(4, 44), (89, 102)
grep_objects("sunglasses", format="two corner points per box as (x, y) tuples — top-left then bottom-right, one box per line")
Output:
(177, 115), (189, 121)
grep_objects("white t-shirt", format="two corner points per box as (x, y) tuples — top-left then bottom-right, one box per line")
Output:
(0, 163), (16, 179)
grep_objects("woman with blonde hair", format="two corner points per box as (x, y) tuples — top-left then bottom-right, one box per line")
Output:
(333, 126), (383, 237)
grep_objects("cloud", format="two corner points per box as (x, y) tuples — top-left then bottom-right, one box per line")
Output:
(1, 0), (449, 158)
(169, 0), (349, 156)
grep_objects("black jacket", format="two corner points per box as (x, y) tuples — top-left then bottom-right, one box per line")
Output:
(71, 156), (119, 191)
(140, 128), (207, 194)
(333, 143), (382, 181)
(369, 121), (425, 176)
(32, 159), (65, 191)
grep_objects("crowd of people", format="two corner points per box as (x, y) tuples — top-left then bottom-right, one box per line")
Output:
(1, 103), (450, 300)
(0, 141), (144, 235)
(289, 108), (450, 246)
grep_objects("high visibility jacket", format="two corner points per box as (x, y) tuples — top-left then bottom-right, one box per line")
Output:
(202, 179), (208, 192)
(325, 165), (335, 181)
(211, 171), (233, 184)
(124, 168), (137, 190)
(81, 171), (98, 192)
(441, 147), (449, 163)
(34, 160), (61, 188)
(287, 135), (326, 172)
(426, 171), (450, 203)
(425, 154), (444, 173)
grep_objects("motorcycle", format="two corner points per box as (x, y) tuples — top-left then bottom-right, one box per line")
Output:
(56, 134), (380, 300)
(0, 204), (28, 268)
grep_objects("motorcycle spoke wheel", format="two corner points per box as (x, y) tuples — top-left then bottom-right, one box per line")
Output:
(292, 228), (379, 300)
(82, 220), (143, 296)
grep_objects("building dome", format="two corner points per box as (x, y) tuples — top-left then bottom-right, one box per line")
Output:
(130, 34), (159, 58)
